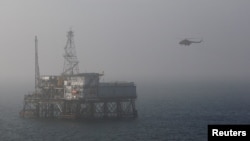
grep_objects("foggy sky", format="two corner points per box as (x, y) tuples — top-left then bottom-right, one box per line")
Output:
(1, 0), (250, 84)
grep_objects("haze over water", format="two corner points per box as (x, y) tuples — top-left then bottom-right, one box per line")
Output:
(1, 79), (250, 141)
(1, 0), (250, 140)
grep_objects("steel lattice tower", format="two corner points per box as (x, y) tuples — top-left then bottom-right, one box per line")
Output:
(35, 36), (40, 93)
(62, 30), (79, 75)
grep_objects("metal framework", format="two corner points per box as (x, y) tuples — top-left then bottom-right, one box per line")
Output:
(20, 96), (137, 119)
(62, 30), (79, 75)
(35, 36), (40, 93)
(20, 31), (138, 120)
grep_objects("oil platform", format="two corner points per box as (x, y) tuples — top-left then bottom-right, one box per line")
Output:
(20, 30), (137, 119)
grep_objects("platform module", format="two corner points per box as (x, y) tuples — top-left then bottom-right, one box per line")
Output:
(20, 30), (137, 119)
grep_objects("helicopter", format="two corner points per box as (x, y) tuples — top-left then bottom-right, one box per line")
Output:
(179, 38), (203, 46)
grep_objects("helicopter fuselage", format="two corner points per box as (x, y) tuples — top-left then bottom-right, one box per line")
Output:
(179, 39), (202, 46)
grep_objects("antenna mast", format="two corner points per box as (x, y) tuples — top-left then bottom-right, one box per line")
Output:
(62, 30), (79, 75)
(35, 36), (40, 93)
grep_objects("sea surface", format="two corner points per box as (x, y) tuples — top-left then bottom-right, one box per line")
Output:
(0, 79), (250, 141)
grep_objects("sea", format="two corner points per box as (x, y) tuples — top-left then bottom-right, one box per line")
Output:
(0, 79), (250, 141)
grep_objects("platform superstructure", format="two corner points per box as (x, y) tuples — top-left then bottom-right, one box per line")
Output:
(20, 30), (137, 119)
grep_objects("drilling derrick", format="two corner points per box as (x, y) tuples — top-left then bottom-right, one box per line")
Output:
(62, 30), (79, 75)
(35, 36), (40, 93)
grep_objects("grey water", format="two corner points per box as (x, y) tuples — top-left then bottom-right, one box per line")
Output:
(1, 79), (250, 141)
